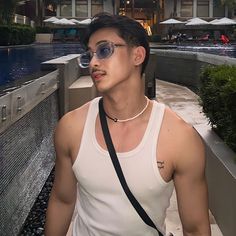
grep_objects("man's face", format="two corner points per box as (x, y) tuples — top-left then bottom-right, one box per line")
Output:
(87, 28), (137, 93)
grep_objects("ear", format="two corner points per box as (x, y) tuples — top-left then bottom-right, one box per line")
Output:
(133, 46), (146, 66)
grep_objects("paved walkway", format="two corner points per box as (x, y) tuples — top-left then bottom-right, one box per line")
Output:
(156, 79), (223, 236)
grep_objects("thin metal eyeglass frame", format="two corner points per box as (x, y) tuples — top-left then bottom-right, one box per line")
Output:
(79, 42), (126, 68)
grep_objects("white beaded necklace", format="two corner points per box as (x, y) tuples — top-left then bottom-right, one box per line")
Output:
(105, 96), (149, 123)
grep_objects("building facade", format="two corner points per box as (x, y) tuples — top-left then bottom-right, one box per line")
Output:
(15, 0), (235, 27)
(44, 0), (118, 19)
(164, 0), (235, 20)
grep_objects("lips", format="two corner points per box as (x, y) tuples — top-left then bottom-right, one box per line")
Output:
(91, 70), (106, 81)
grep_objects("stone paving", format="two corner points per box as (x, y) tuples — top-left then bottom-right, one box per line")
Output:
(156, 79), (223, 236)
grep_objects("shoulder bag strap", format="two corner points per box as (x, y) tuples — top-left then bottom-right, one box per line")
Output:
(98, 98), (164, 236)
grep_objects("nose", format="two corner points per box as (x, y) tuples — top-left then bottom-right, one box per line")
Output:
(89, 52), (100, 68)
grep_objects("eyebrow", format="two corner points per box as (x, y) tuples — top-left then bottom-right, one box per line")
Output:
(87, 40), (109, 50)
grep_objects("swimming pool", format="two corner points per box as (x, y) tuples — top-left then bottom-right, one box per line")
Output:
(176, 44), (236, 58)
(0, 43), (84, 88)
(1, 42), (236, 91)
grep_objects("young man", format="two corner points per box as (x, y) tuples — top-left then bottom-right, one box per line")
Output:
(45, 13), (211, 236)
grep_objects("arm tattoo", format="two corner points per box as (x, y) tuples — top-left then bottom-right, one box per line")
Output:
(157, 161), (164, 169)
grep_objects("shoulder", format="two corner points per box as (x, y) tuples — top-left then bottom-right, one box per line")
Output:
(54, 101), (92, 155)
(161, 106), (205, 173)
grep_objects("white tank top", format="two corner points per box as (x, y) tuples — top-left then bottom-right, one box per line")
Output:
(72, 97), (174, 236)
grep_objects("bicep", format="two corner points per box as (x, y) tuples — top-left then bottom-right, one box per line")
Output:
(174, 129), (210, 234)
(51, 121), (77, 205)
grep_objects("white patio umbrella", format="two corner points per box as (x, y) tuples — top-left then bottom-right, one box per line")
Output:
(70, 19), (81, 24)
(53, 18), (76, 25)
(209, 19), (220, 24)
(185, 17), (209, 26)
(160, 18), (184, 24)
(79, 18), (92, 25)
(210, 17), (236, 25)
(43, 16), (59, 23)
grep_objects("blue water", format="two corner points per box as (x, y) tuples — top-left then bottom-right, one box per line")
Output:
(0, 43), (236, 89)
(176, 44), (236, 58)
(0, 43), (84, 87)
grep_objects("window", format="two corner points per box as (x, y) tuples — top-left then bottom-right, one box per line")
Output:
(60, 0), (72, 17)
(197, 0), (209, 17)
(181, 0), (193, 17)
(44, 0), (57, 16)
(76, 0), (88, 17)
(213, 2), (225, 17)
(92, 0), (103, 16)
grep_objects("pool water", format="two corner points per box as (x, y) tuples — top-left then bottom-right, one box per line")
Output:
(0, 43), (84, 88)
(176, 43), (236, 58)
(1, 43), (236, 90)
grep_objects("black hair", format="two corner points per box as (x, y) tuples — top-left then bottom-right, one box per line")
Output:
(84, 13), (150, 75)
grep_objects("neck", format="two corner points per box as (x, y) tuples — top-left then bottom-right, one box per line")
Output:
(102, 94), (149, 123)
(105, 96), (149, 123)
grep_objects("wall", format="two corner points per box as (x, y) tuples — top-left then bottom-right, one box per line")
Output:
(35, 33), (53, 43)
(41, 55), (82, 117)
(0, 71), (59, 235)
(0, 53), (90, 235)
(196, 124), (236, 236)
(146, 49), (236, 90)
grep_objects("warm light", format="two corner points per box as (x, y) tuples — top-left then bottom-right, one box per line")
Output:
(126, 1), (130, 4)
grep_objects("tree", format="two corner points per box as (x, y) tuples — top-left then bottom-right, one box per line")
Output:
(220, 0), (236, 8)
(0, 0), (20, 25)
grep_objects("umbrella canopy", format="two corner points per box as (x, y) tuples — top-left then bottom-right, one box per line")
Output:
(160, 18), (184, 24)
(43, 16), (59, 23)
(53, 18), (76, 25)
(185, 17), (209, 26)
(210, 17), (236, 25)
(209, 19), (220, 24)
(70, 19), (81, 24)
(79, 18), (92, 25)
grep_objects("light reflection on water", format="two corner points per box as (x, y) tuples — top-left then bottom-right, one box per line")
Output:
(176, 44), (236, 58)
(0, 43), (84, 88)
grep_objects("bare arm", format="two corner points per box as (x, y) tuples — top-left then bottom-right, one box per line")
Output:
(45, 114), (78, 236)
(174, 125), (211, 236)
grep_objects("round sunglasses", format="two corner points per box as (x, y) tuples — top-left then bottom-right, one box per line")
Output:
(79, 41), (126, 68)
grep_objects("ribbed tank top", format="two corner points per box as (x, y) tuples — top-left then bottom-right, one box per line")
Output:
(72, 97), (174, 236)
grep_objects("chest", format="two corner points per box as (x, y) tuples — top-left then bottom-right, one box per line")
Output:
(95, 117), (148, 153)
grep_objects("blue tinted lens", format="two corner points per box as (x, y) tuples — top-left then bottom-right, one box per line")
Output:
(78, 42), (114, 68)
(79, 52), (91, 68)
(96, 43), (114, 59)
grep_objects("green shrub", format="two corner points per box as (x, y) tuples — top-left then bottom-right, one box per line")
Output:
(0, 25), (11, 45)
(199, 65), (236, 152)
(35, 26), (52, 33)
(0, 24), (35, 46)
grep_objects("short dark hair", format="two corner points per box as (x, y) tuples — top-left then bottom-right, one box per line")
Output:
(84, 13), (150, 75)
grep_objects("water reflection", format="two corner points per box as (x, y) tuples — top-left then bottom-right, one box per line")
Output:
(1, 43), (235, 89)
(176, 44), (236, 58)
(0, 43), (84, 87)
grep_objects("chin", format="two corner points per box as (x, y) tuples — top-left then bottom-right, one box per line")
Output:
(95, 84), (109, 94)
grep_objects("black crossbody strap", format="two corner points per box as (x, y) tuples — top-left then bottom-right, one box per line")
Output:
(98, 98), (164, 236)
